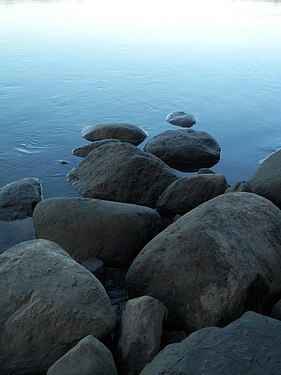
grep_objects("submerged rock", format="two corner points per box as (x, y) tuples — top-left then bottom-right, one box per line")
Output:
(144, 129), (221, 172)
(47, 336), (118, 375)
(156, 174), (228, 214)
(166, 111), (197, 127)
(72, 139), (121, 157)
(81, 123), (147, 146)
(249, 149), (281, 208)
(0, 177), (42, 221)
(127, 193), (281, 332)
(114, 296), (167, 374)
(68, 142), (177, 208)
(141, 312), (281, 375)
(33, 197), (162, 268)
(0, 239), (116, 375)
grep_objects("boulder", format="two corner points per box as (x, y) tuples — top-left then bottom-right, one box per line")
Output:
(166, 111), (196, 127)
(47, 335), (118, 375)
(0, 177), (42, 221)
(72, 139), (121, 158)
(68, 142), (177, 208)
(33, 197), (161, 268)
(197, 167), (215, 174)
(249, 149), (281, 207)
(225, 180), (254, 193)
(114, 296), (167, 374)
(271, 300), (281, 320)
(0, 239), (116, 375)
(126, 193), (281, 332)
(81, 123), (147, 146)
(144, 130), (221, 172)
(156, 174), (228, 214)
(140, 312), (281, 375)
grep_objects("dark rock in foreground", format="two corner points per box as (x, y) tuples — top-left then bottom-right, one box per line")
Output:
(81, 123), (147, 146)
(127, 193), (281, 332)
(0, 239), (116, 375)
(68, 142), (177, 208)
(72, 139), (121, 158)
(0, 177), (42, 221)
(144, 129), (221, 172)
(156, 174), (228, 214)
(33, 197), (161, 268)
(47, 335), (118, 375)
(249, 149), (281, 208)
(140, 312), (281, 375)
(166, 111), (196, 127)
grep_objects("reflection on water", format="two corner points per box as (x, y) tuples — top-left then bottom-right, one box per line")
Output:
(0, 0), (281, 252)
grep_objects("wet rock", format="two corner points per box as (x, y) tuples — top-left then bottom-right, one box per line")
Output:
(166, 111), (196, 127)
(68, 142), (177, 208)
(81, 123), (147, 146)
(140, 312), (281, 375)
(249, 149), (281, 208)
(114, 296), (167, 374)
(33, 197), (161, 268)
(156, 174), (228, 215)
(72, 139), (121, 158)
(58, 160), (69, 165)
(197, 168), (215, 174)
(126, 193), (281, 332)
(144, 130), (221, 172)
(0, 177), (42, 221)
(271, 300), (281, 320)
(47, 335), (118, 375)
(225, 180), (253, 193)
(0, 239), (116, 375)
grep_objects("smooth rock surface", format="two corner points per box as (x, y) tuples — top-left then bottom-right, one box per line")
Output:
(114, 296), (167, 374)
(33, 197), (161, 268)
(156, 174), (228, 214)
(225, 180), (254, 193)
(0, 239), (116, 375)
(140, 312), (281, 375)
(127, 193), (281, 332)
(166, 111), (197, 127)
(144, 129), (221, 171)
(47, 335), (118, 375)
(72, 139), (121, 157)
(0, 177), (42, 221)
(68, 142), (177, 208)
(81, 123), (147, 145)
(249, 149), (281, 207)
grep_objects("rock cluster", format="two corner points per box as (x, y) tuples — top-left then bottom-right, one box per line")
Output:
(3, 117), (281, 374)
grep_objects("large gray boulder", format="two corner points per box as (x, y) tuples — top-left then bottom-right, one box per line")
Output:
(0, 177), (42, 221)
(33, 197), (161, 268)
(114, 296), (167, 374)
(156, 174), (228, 214)
(0, 239), (116, 375)
(141, 312), (281, 375)
(72, 139), (121, 158)
(47, 335), (118, 375)
(68, 142), (177, 208)
(166, 111), (196, 128)
(144, 129), (221, 171)
(81, 123), (147, 146)
(249, 149), (281, 207)
(126, 193), (281, 332)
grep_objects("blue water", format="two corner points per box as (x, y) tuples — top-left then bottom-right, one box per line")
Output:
(1, 0), (281, 251)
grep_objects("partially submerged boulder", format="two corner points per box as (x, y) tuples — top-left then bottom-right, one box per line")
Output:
(156, 174), (228, 214)
(114, 296), (167, 374)
(249, 149), (281, 207)
(68, 142), (177, 208)
(0, 177), (42, 221)
(144, 130), (221, 172)
(225, 180), (254, 194)
(72, 139), (121, 158)
(33, 197), (161, 268)
(47, 336), (118, 375)
(127, 193), (281, 332)
(141, 312), (281, 375)
(166, 111), (196, 128)
(81, 123), (147, 146)
(0, 239), (116, 375)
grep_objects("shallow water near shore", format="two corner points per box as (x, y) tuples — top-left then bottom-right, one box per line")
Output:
(0, 0), (281, 252)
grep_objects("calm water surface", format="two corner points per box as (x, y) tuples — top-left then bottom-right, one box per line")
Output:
(0, 0), (281, 251)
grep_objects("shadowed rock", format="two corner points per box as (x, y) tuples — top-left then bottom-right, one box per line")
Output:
(166, 111), (196, 127)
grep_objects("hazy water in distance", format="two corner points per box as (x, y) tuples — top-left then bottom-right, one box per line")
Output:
(0, 0), (281, 251)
